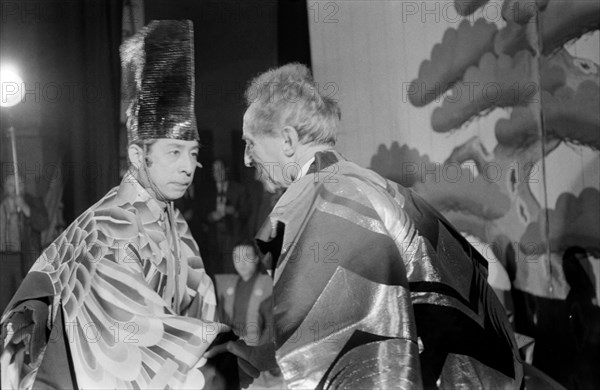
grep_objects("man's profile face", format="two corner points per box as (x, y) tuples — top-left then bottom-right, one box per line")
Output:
(144, 139), (199, 201)
(242, 107), (289, 192)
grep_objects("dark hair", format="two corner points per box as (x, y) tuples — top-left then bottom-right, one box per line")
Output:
(232, 239), (268, 274)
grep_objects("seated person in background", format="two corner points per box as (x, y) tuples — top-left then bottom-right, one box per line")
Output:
(0, 172), (49, 314)
(562, 246), (599, 389)
(0, 172), (49, 270)
(215, 240), (272, 346)
(215, 241), (284, 389)
(529, 246), (600, 389)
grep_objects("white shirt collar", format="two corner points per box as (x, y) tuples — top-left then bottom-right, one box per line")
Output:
(295, 157), (315, 182)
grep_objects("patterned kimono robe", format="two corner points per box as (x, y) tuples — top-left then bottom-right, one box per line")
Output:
(1, 175), (223, 389)
(257, 151), (523, 389)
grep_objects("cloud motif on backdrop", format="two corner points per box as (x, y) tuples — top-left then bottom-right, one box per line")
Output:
(494, 81), (600, 150)
(409, 19), (497, 107)
(520, 187), (600, 255)
(399, 0), (599, 302)
(461, 0), (598, 56)
(430, 47), (599, 140)
(370, 142), (511, 230)
(542, 81), (600, 149)
(370, 142), (434, 188)
(431, 50), (536, 133)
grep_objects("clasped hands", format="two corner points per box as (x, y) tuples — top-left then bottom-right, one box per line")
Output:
(204, 340), (277, 389)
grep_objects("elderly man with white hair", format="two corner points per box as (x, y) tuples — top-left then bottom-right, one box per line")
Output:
(207, 63), (523, 390)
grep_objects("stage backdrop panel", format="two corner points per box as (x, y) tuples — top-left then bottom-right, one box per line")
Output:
(308, 0), (600, 311)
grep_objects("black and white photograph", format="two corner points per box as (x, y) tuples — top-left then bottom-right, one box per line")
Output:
(1, 0), (599, 389)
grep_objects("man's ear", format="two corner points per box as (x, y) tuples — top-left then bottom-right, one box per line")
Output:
(128, 144), (144, 170)
(281, 126), (299, 158)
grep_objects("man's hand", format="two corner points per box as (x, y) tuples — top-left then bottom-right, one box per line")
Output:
(203, 340), (278, 388)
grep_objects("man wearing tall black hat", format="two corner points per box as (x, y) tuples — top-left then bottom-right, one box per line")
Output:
(1, 21), (233, 389)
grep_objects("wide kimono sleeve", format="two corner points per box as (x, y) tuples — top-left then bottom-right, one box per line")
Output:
(1, 194), (225, 390)
(260, 178), (423, 389)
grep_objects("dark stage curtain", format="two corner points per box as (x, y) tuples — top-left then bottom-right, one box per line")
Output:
(0, 0), (122, 223)
(60, 0), (123, 221)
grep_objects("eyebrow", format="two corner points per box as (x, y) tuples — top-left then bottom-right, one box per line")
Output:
(166, 142), (200, 150)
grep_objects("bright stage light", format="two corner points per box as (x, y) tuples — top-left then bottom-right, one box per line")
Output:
(1, 64), (24, 107)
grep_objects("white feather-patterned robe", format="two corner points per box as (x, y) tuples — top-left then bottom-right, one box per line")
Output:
(1, 174), (224, 389)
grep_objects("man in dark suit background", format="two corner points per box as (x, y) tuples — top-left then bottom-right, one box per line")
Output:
(196, 159), (249, 276)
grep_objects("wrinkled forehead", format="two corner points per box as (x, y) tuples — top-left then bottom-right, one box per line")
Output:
(243, 103), (271, 130)
(242, 106), (256, 130)
(243, 105), (284, 142)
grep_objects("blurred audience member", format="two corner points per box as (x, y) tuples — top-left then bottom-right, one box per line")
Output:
(215, 241), (271, 345)
(196, 159), (248, 276)
(563, 246), (600, 389)
(214, 241), (284, 389)
(531, 246), (600, 389)
(0, 173), (49, 313)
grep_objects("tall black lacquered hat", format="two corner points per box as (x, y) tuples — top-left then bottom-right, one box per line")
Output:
(121, 20), (198, 144)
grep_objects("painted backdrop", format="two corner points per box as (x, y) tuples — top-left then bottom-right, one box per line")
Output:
(309, 0), (599, 384)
